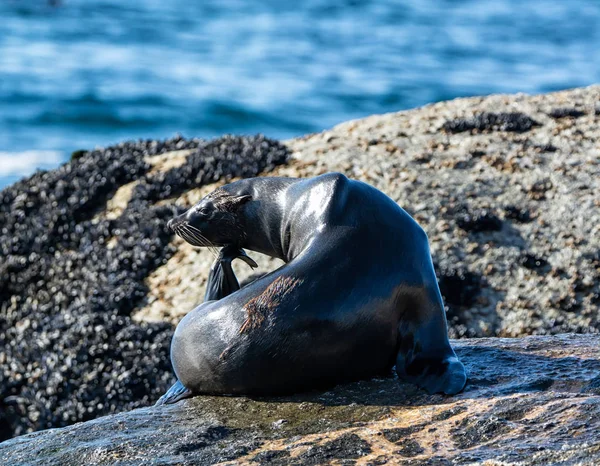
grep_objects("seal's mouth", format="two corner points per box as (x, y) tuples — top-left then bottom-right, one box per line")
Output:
(168, 218), (216, 249)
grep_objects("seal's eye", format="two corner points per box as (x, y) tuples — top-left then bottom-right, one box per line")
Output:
(196, 207), (210, 216)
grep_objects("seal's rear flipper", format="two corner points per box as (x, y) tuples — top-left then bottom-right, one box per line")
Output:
(205, 246), (258, 301)
(396, 353), (466, 395)
(233, 248), (258, 269)
(395, 316), (467, 395)
(155, 380), (193, 406)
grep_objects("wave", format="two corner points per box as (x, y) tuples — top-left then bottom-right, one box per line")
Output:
(0, 150), (64, 177)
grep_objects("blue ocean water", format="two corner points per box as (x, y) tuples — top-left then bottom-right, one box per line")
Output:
(1, 0), (599, 188)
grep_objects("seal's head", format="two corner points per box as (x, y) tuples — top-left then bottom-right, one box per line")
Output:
(168, 189), (252, 247)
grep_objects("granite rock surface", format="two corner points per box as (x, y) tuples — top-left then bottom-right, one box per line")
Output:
(1, 334), (598, 465)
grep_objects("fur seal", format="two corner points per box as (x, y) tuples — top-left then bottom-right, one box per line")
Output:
(156, 173), (466, 405)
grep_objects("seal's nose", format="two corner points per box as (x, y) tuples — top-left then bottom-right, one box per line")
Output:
(167, 219), (175, 232)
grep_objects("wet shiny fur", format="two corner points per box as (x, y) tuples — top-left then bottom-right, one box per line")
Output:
(156, 173), (466, 404)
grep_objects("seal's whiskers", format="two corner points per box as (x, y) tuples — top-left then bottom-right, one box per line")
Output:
(179, 224), (219, 258)
(175, 225), (201, 247)
(183, 224), (219, 258)
(180, 224), (210, 248)
(174, 225), (199, 247)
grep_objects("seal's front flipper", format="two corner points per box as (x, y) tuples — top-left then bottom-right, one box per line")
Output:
(155, 380), (193, 406)
(395, 319), (467, 395)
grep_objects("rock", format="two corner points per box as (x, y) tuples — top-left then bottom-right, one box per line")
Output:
(145, 85), (600, 342)
(281, 85), (600, 340)
(0, 135), (289, 440)
(1, 86), (600, 439)
(1, 334), (598, 465)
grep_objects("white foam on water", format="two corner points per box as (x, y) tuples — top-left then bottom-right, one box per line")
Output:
(0, 150), (63, 177)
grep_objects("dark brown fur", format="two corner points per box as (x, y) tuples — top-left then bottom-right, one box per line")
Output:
(239, 276), (303, 334)
(218, 276), (303, 362)
(207, 189), (249, 212)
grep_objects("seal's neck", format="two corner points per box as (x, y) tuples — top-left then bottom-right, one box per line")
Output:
(222, 178), (299, 262)
(239, 201), (289, 261)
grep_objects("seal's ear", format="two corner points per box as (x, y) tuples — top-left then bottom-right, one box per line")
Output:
(230, 194), (252, 210)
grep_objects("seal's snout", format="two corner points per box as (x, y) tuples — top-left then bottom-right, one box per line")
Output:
(168, 217), (186, 232)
